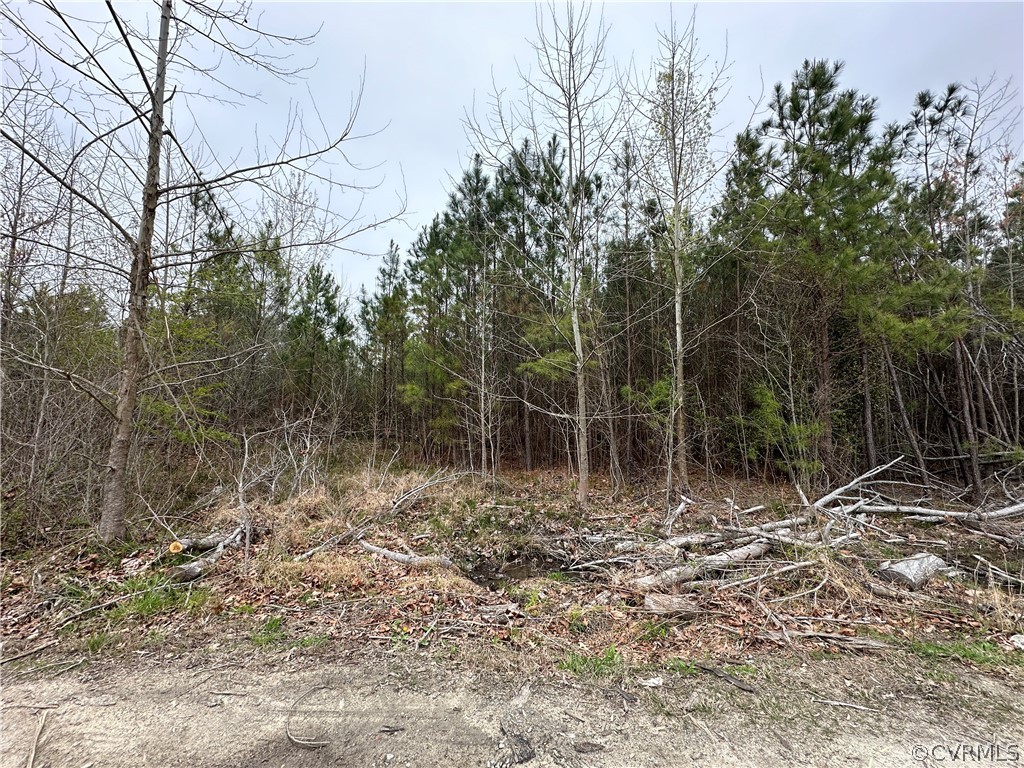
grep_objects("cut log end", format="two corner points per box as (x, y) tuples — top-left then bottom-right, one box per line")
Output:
(877, 552), (946, 590)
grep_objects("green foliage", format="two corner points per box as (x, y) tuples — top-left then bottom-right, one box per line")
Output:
(110, 576), (209, 620)
(908, 638), (1024, 668)
(85, 632), (112, 654)
(558, 645), (622, 677)
(736, 384), (822, 480)
(252, 615), (287, 647)
(666, 658), (698, 676)
(639, 620), (670, 641)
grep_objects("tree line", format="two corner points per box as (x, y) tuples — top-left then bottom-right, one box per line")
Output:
(2, 3), (1021, 546)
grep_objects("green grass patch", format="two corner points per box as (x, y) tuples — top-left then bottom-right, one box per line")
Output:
(109, 575), (209, 620)
(85, 632), (111, 654)
(567, 606), (588, 635)
(291, 633), (329, 649)
(252, 615), (286, 647)
(639, 620), (670, 641)
(559, 645), (622, 677)
(908, 638), (1024, 668)
(666, 658), (697, 676)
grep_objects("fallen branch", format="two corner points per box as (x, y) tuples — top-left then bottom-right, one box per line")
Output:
(358, 540), (456, 570)
(833, 499), (1024, 523)
(716, 561), (816, 592)
(643, 594), (700, 618)
(759, 631), (890, 652)
(657, 517), (808, 553)
(166, 524), (245, 583)
(167, 532), (233, 555)
(813, 457), (904, 510)
(635, 538), (775, 592)
(662, 495), (694, 535)
(971, 555), (1024, 591)
(812, 697), (879, 712)
(0, 639), (58, 665)
(55, 587), (160, 629)
(294, 527), (364, 562)
(693, 662), (757, 694)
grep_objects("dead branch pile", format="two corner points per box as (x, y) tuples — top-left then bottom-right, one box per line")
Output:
(596, 456), (1024, 605)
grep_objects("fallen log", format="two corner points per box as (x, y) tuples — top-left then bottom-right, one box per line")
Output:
(167, 525), (245, 583)
(168, 532), (233, 555)
(635, 538), (775, 592)
(877, 552), (946, 590)
(834, 499), (1024, 523)
(358, 540), (457, 570)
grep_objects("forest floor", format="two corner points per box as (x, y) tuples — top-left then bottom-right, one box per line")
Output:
(2, 465), (1023, 766)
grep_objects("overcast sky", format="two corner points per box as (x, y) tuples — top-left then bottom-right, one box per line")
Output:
(15, 1), (1024, 297)
(273, 0), (1022, 297)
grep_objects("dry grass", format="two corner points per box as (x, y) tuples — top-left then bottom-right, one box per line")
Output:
(266, 553), (372, 591)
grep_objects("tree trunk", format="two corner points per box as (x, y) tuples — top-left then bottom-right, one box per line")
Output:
(673, 257), (690, 494)
(571, 291), (589, 504)
(861, 341), (877, 469)
(522, 378), (533, 471)
(814, 306), (834, 472)
(954, 338), (984, 504)
(599, 348), (623, 496)
(98, 0), (172, 543)
(882, 340), (927, 485)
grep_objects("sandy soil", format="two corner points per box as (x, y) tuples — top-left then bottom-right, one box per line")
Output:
(3, 649), (1022, 768)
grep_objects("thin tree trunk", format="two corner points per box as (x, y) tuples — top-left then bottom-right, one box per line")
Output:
(599, 348), (623, 496)
(673, 257), (690, 494)
(861, 341), (877, 469)
(523, 378), (533, 471)
(815, 305), (834, 472)
(571, 291), (589, 504)
(99, 0), (172, 543)
(882, 341), (927, 485)
(954, 338), (984, 503)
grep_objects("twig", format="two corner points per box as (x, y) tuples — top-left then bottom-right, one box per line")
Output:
(812, 697), (879, 713)
(286, 686), (330, 749)
(55, 592), (146, 629)
(693, 662), (757, 694)
(717, 561), (815, 592)
(1, 639), (58, 665)
(26, 711), (46, 768)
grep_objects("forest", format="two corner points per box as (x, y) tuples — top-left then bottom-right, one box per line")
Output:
(1, 1), (1022, 549)
(2, 6), (1024, 764)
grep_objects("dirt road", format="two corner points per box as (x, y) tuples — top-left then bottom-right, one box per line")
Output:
(3, 649), (1023, 767)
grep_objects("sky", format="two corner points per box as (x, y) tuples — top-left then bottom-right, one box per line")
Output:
(9, 1), (1024, 298)
(277, 0), (1022, 297)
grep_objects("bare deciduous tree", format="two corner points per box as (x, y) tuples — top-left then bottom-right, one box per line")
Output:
(1, 0), (396, 541)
